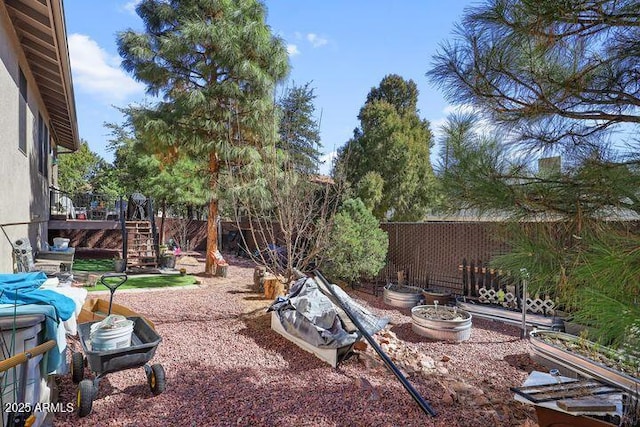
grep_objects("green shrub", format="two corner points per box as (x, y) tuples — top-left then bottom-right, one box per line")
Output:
(325, 198), (388, 284)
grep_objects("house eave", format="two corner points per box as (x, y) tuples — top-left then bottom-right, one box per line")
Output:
(5, 0), (79, 151)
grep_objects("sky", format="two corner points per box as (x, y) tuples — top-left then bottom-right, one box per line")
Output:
(63, 0), (472, 174)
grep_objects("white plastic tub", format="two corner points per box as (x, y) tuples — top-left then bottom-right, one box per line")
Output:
(52, 237), (70, 250)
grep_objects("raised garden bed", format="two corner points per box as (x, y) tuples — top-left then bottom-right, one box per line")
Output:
(530, 330), (640, 397)
(383, 284), (422, 308)
(456, 297), (565, 330)
(411, 304), (472, 342)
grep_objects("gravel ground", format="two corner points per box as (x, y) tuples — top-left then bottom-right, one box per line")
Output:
(54, 254), (541, 426)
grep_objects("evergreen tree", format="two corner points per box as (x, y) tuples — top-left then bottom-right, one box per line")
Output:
(117, 0), (289, 274)
(277, 82), (322, 173)
(336, 74), (437, 221)
(325, 198), (388, 284)
(429, 0), (640, 348)
(57, 140), (108, 194)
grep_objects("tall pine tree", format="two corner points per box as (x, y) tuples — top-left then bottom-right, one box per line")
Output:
(277, 82), (322, 173)
(429, 0), (640, 347)
(118, 0), (289, 274)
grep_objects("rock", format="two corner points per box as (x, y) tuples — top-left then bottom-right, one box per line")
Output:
(440, 389), (455, 405)
(472, 395), (491, 406)
(441, 355), (451, 363)
(354, 341), (368, 351)
(355, 377), (373, 390)
(419, 355), (435, 369)
(436, 366), (449, 375)
(355, 377), (380, 401)
(177, 256), (199, 266)
(451, 381), (474, 393)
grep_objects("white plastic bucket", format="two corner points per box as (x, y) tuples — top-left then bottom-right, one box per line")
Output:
(53, 238), (70, 250)
(90, 321), (134, 351)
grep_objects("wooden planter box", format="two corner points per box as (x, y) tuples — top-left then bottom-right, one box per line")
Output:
(78, 298), (155, 329)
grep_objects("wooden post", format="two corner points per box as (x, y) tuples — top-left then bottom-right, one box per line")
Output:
(253, 266), (266, 290)
(470, 259), (476, 297)
(263, 274), (285, 300)
(461, 258), (468, 297)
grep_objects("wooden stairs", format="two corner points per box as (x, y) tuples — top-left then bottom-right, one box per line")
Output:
(125, 221), (157, 269)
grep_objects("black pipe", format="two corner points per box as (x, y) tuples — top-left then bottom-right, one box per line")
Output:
(313, 270), (437, 417)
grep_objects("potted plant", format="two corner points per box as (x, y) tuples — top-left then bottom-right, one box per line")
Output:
(113, 256), (126, 273)
(160, 253), (176, 269)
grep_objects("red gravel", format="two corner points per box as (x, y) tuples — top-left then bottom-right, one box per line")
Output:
(53, 254), (540, 426)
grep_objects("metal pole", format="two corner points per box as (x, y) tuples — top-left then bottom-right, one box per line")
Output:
(520, 268), (529, 339)
(314, 270), (437, 417)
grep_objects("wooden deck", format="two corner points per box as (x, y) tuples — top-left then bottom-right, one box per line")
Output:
(48, 219), (121, 230)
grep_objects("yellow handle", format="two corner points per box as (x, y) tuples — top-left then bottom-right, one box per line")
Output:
(0, 340), (56, 373)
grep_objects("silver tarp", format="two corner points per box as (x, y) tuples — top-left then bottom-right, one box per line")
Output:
(269, 276), (388, 349)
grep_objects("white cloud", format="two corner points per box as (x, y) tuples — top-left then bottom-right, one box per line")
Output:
(68, 33), (145, 103)
(286, 44), (300, 57)
(122, 0), (140, 15)
(306, 33), (328, 48)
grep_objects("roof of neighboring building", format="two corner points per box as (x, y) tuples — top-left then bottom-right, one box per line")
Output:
(4, 0), (79, 151)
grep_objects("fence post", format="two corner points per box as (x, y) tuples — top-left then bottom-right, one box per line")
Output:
(461, 258), (468, 296)
(470, 259), (476, 297)
(520, 268), (530, 339)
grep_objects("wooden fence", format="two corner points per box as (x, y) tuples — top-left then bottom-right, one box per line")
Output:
(374, 222), (511, 291)
(53, 220), (512, 287)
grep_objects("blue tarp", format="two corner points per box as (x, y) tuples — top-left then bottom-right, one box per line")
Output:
(0, 272), (75, 321)
(0, 304), (64, 373)
(0, 272), (77, 372)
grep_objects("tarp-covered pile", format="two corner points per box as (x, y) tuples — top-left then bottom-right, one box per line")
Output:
(269, 276), (388, 349)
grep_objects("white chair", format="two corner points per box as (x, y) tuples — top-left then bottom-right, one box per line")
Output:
(58, 196), (76, 219)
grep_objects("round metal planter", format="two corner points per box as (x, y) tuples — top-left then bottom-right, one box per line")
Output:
(421, 289), (452, 306)
(383, 284), (423, 308)
(411, 305), (472, 342)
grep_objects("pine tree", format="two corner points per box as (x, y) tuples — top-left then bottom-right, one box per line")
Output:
(277, 82), (322, 173)
(117, 0), (289, 274)
(429, 0), (640, 348)
(336, 74), (437, 221)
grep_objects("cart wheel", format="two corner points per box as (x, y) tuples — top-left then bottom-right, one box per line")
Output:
(71, 352), (84, 384)
(77, 379), (94, 417)
(148, 364), (166, 395)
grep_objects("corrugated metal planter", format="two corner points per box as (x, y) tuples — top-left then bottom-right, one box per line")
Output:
(383, 284), (423, 308)
(422, 289), (452, 306)
(530, 330), (640, 397)
(411, 305), (472, 342)
(456, 297), (564, 330)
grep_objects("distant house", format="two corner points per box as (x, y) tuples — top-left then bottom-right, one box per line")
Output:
(0, 0), (79, 272)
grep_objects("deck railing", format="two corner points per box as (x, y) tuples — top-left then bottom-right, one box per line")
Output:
(49, 187), (123, 221)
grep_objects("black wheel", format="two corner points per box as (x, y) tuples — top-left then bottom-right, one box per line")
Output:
(71, 352), (84, 384)
(148, 364), (166, 395)
(77, 379), (94, 417)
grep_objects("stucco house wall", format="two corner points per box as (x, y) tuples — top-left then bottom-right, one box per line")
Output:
(0, 0), (78, 273)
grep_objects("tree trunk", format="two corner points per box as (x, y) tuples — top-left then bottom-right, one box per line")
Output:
(159, 199), (166, 245)
(205, 152), (220, 275)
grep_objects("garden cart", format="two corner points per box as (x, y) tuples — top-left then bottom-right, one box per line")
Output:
(70, 273), (165, 417)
